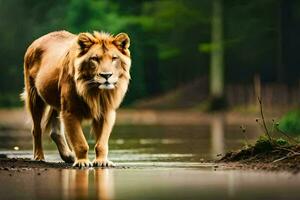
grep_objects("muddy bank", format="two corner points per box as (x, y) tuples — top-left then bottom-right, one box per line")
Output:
(0, 156), (132, 171)
(218, 161), (300, 174)
(218, 139), (300, 173)
(1, 155), (299, 174)
(0, 156), (72, 170)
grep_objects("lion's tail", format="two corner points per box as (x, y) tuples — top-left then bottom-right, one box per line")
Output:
(21, 45), (44, 120)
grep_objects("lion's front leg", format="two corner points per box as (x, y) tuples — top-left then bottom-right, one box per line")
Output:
(61, 111), (92, 168)
(92, 110), (116, 167)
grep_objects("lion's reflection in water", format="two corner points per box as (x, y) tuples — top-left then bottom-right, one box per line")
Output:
(61, 168), (114, 200)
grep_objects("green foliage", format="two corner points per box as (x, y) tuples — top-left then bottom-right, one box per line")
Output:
(278, 110), (300, 135)
(0, 0), (300, 108)
(252, 135), (289, 154)
(65, 0), (130, 33)
(254, 135), (274, 152)
(275, 138), (288, 146)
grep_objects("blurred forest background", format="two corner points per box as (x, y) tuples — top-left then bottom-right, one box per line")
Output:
(0, 0), (300, 113)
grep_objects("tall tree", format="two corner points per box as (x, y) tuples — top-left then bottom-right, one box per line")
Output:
(210, 0), (225, 109)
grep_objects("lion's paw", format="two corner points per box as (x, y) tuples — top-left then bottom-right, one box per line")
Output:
(34, 154), (45, 162)
(93, 158), (116, 167)
(61, 151), (75, 164)
(73, 159), (92, 168)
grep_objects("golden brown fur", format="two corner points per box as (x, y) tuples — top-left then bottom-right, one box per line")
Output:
(22, 30), (131, 167)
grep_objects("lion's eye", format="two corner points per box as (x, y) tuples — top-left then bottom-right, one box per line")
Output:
(112, 56), (118, 61)
(90, 56), (99, 62)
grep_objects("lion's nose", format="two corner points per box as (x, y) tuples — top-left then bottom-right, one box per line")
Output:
(99, 72), (112, 80)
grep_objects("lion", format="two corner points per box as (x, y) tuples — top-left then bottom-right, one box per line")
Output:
(21, 30), (131, 167)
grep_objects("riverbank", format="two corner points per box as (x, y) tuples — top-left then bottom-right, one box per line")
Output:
(218, 137), (300, 173)
(0, 154), (299, 174)
(0, 108), (272, 129)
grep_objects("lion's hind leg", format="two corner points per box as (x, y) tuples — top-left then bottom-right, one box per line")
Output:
(46, 108), (75, 163)
(23, 86), (46, 161)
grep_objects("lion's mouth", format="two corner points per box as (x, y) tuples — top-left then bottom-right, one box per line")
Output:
(98, 81), (116, 90)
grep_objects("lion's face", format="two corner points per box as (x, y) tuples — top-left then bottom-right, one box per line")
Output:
(74, 32), (131, 91)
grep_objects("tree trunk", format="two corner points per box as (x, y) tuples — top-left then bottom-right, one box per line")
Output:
(209, 0), (225, 109)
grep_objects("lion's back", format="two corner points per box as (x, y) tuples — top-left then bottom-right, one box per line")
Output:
(30, 30), (75, 49)
(24, 31), (76, 71)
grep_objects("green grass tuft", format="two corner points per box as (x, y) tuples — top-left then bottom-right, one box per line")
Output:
(278, 110), (300, 135)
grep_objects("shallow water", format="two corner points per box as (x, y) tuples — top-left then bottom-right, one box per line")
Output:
(1, 168), (300, 200)
(1, 121), (300, 200)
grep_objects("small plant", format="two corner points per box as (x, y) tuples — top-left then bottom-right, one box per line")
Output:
(254, 135), (274, 152)
(275, 138), (288, 146)
(257, 97), (272, 142)
(255, 97), (299, 145)
(248, 97), (300, 162)
(222, 97), (300, 164)
(239, 125), (249, 148)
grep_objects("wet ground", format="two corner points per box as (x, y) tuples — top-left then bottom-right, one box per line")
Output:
(1, 123), (300, 199)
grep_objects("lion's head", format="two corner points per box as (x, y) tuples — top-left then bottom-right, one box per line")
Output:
(70, 31), (131, 118)
(74, 32), (131, 93)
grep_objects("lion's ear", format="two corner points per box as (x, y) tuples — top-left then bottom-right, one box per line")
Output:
(114, 33), (130, 50)
(77, 33), (95, 52)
